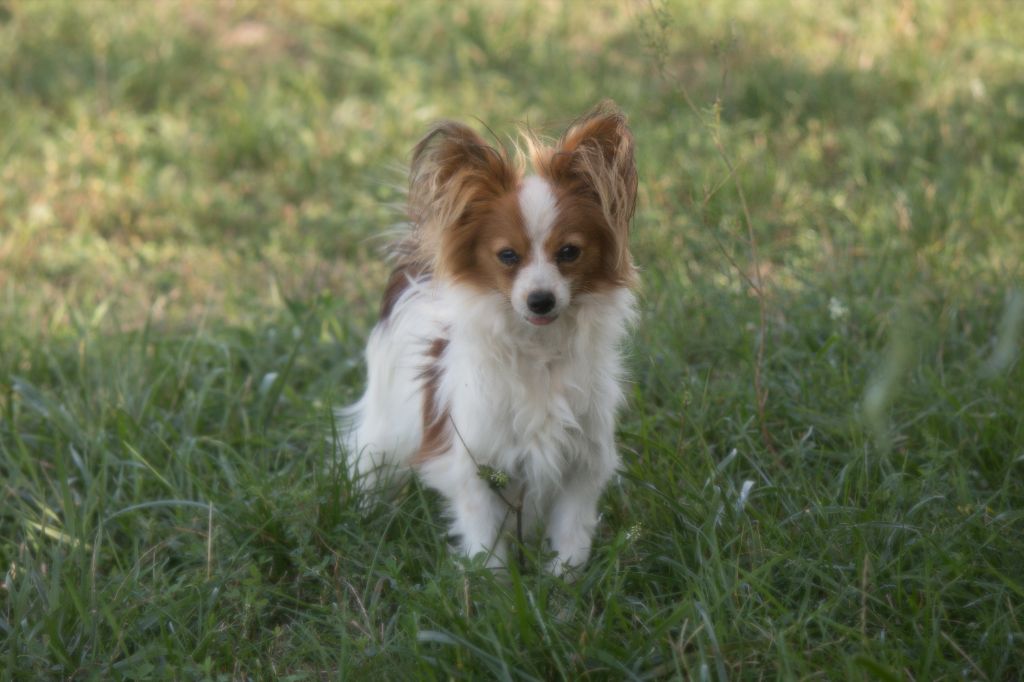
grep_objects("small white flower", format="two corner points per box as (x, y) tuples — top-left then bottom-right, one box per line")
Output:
(828, 296), (849, 321)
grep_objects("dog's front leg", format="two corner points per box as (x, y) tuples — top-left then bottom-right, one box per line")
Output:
(546, 453), (617, 577)
(419, 449), (508, 569)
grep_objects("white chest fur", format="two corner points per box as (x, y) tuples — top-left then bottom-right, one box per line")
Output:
(436, 285), (636, 497)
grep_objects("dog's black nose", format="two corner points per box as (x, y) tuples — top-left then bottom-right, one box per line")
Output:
(527, 290), (556, 315)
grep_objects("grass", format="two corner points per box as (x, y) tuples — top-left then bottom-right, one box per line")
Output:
(2, 0), (1023, 678)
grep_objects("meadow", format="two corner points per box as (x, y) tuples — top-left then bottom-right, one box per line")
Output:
(2, 0), (1023, 678)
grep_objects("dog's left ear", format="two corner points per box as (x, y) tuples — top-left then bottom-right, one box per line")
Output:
(544, 101), (638, 237)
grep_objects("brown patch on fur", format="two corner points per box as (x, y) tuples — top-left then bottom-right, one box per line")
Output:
(448, 189), (533, 298)
(413, 337), (451, 464)
(379, 262), (425, 321)
(540, 189), (626, 293)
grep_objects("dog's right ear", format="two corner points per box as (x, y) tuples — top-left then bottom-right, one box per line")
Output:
(408, 122), (517, 233)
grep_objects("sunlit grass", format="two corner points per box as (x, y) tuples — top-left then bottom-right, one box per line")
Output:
(2, 0), (1023, 678)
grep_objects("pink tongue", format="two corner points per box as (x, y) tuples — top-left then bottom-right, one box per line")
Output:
(529, 316), (554, 326)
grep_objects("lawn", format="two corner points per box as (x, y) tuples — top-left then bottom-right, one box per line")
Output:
(2, 0), (1023, 678)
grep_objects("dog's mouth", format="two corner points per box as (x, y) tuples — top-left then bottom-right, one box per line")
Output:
(526, 314), (558, 326)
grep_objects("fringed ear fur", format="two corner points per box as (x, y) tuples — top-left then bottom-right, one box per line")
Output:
(407, 122), (518, 274)
(539, 101), (638, 239)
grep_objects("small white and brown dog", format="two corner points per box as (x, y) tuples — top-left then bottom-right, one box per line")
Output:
(338, 102), (638, 575)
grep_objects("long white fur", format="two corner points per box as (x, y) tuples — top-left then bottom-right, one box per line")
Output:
(339, 176), (636, 574)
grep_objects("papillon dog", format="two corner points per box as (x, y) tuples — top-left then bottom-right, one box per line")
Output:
(339, 101), (638, 574)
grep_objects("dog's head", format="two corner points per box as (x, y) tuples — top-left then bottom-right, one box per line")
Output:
(408, 102), (637, 326)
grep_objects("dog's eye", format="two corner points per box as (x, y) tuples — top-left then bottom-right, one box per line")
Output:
(497, 248), (520, 266)
(556, 244), (581, 263)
